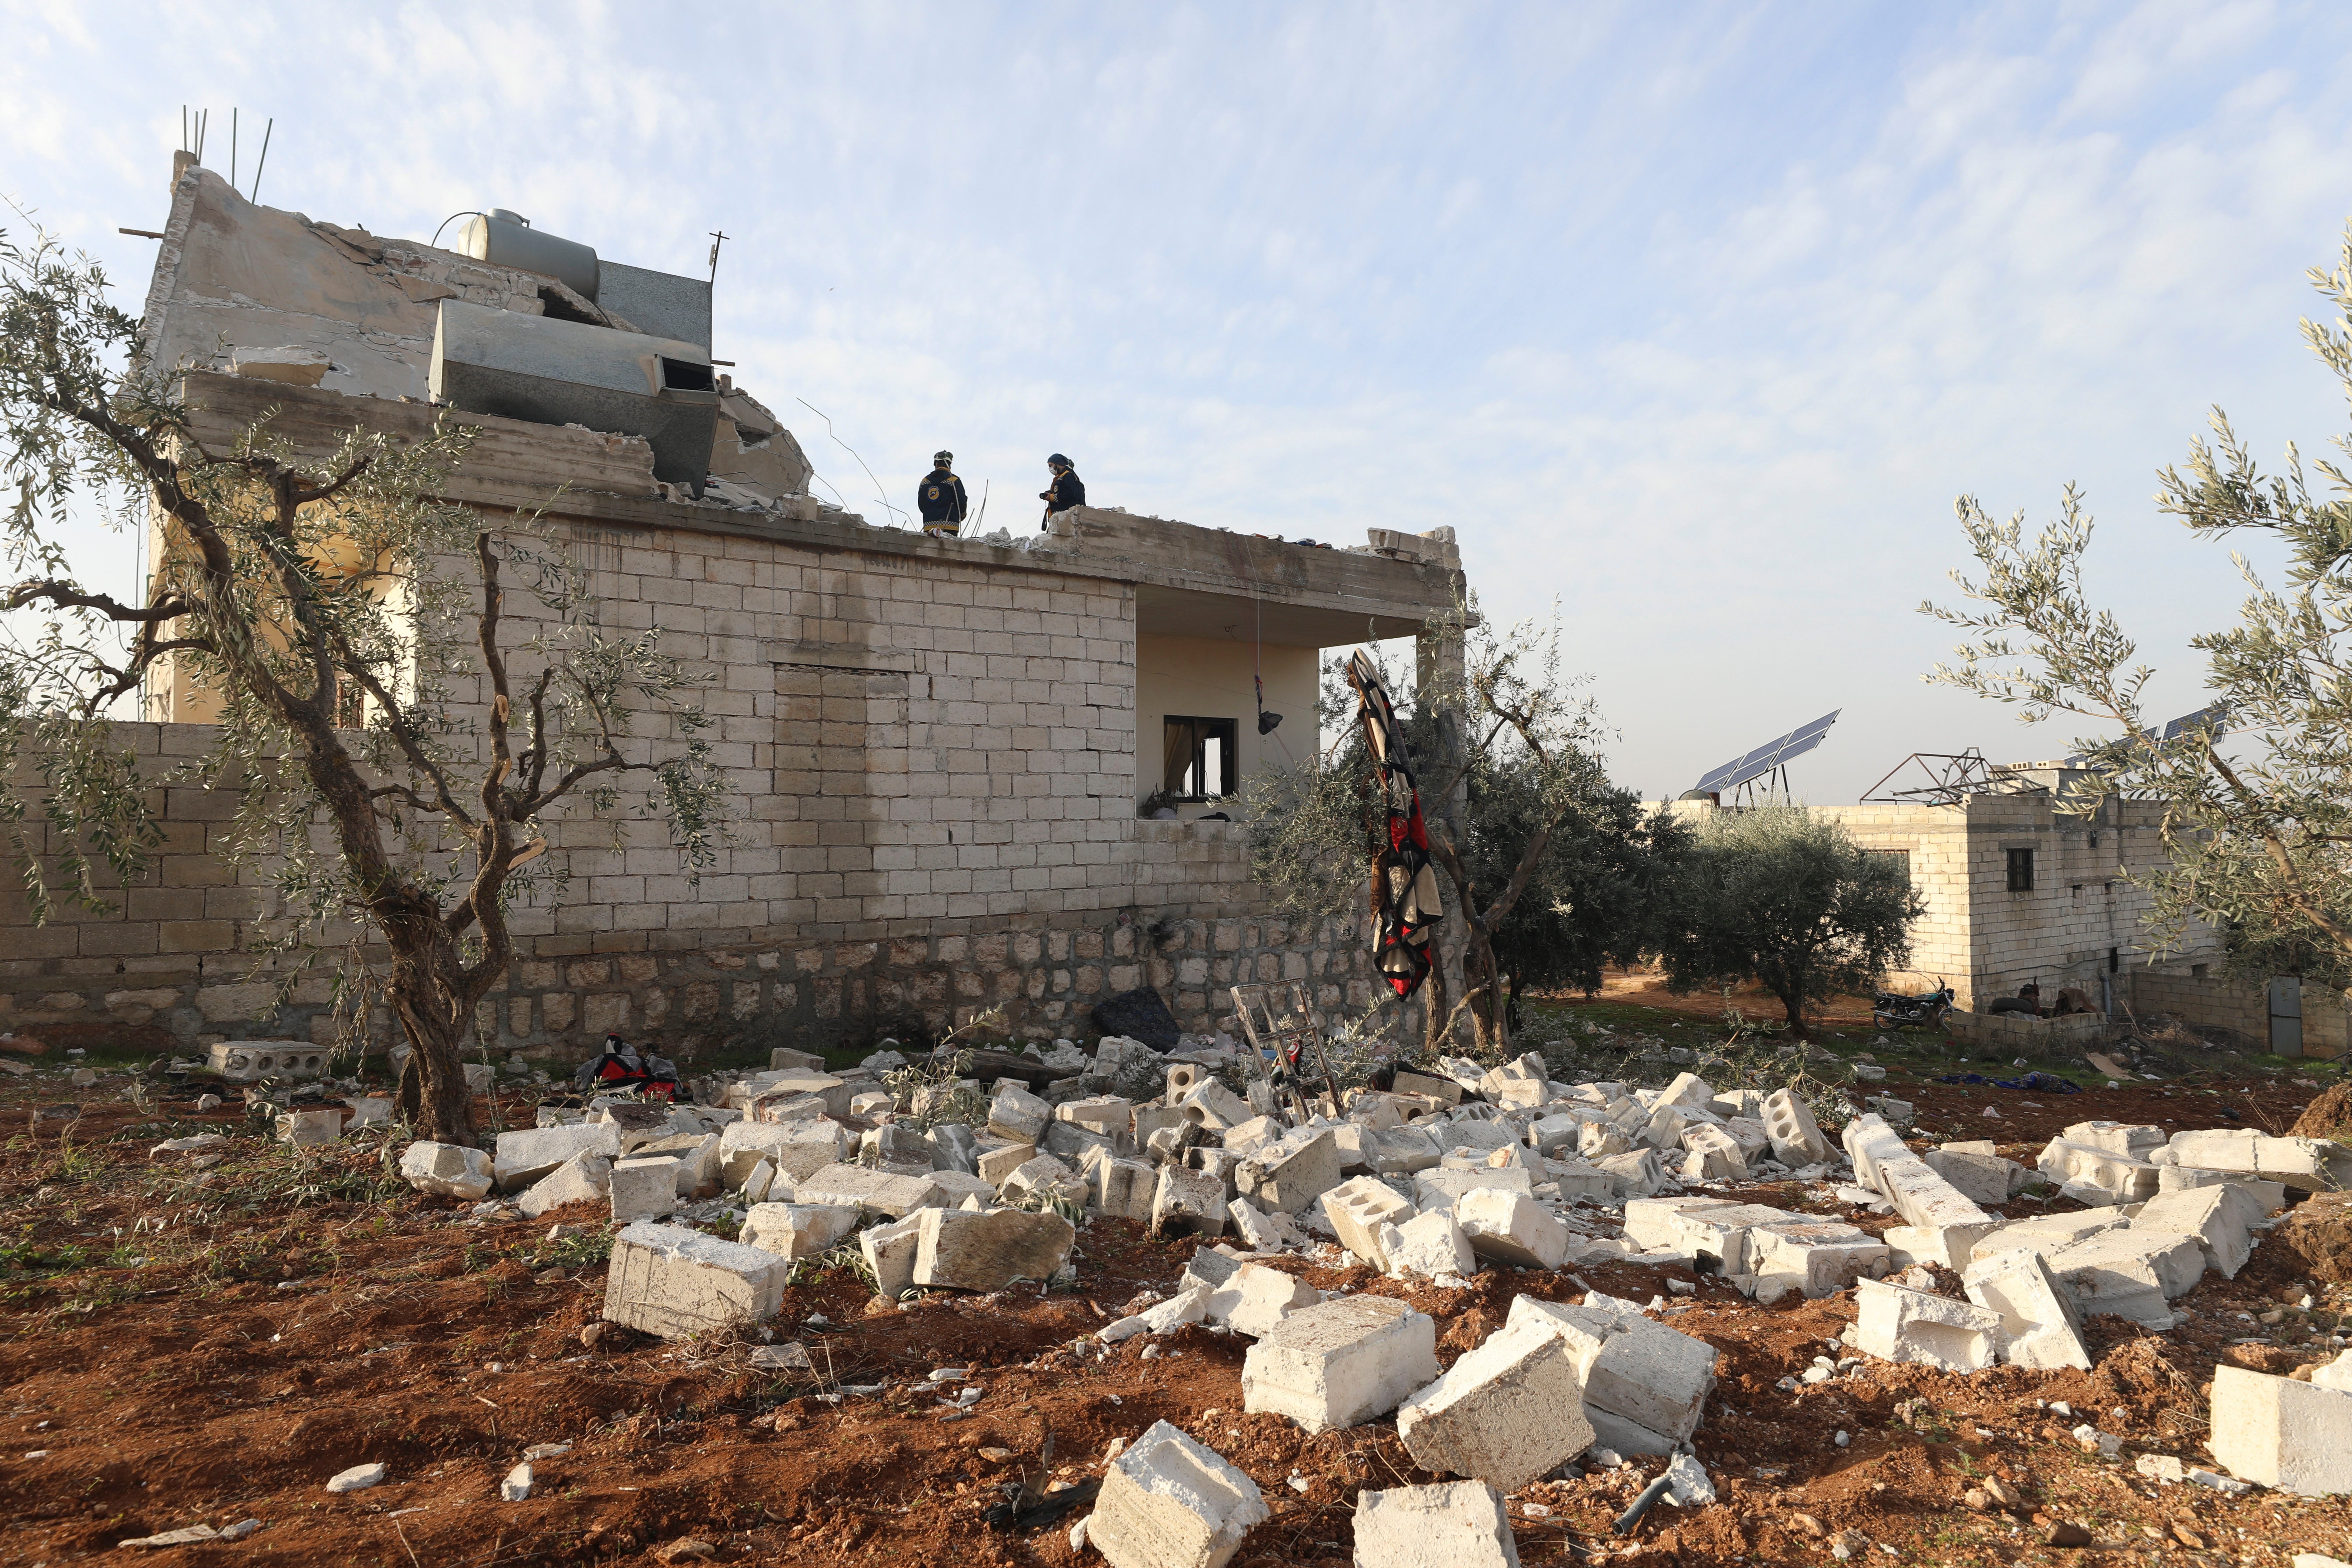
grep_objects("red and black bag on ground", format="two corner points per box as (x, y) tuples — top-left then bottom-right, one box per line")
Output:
(1344, 650), (1444, 1000)
(571, 1033), (681, 1099)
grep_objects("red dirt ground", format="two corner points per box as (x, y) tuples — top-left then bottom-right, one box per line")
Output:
(2, 1065), (2349, 1567)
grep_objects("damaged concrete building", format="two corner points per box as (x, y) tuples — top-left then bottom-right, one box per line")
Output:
(0, 160), (1465, 1058)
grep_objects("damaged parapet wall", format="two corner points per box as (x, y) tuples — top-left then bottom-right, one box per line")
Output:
(1, 161), (1460, 1059)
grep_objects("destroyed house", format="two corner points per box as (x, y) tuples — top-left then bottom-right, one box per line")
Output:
(0, 159), (1465, 1057)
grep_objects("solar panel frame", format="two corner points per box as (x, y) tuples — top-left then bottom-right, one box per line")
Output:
(1690, 709), (1841, 796)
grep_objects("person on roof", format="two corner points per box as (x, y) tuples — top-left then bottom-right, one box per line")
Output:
(1039, 453), (1085, 527)
(918, 451), (969, 537)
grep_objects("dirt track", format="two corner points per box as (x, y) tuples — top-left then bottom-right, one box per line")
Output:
(2, 1062), (2350, 1567)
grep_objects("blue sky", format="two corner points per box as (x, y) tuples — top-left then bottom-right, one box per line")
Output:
(7, 0), (2351, 799)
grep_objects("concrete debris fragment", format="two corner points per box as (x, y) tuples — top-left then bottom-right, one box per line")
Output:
(1380, 1208), (1477, 1280)
(738, 1201), (860, 1260)
(1351, 1481), (1521, 1568)
(1086, 1419), (1269, 1568)
(2210, 1365), (2352, 1496)
(1241, 1294), (1438, 1433)
(400, 1140), (495, 1200)
(911, 1205), (1075, 1293)
(1961, 1250), (2091, 1371)
(1396, 1318), (1596, 1490)
(326, 1462), (387, 1493)
(1849, 1279), (2002, 1372)
(518, 1150), (614, 1218)
(603, 1221), (789, 1338)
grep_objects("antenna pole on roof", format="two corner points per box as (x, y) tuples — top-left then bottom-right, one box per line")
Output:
(249, 117), (272, 204)
(707, 229), (728, 284)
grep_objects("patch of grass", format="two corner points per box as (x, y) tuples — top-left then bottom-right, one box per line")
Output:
(520, 1228), (615, 1272)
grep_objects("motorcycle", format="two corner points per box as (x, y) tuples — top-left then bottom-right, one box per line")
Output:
(1872, 980), (1954, 1031)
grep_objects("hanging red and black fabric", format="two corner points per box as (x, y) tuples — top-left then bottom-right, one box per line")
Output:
(1344, 650), (1443, 999)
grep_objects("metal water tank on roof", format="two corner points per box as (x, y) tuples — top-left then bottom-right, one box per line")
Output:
(429, 300), (720, 492)
(457, 209), (601, 301)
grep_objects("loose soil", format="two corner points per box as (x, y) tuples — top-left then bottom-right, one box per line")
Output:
(3, 1053), (2351, 1567)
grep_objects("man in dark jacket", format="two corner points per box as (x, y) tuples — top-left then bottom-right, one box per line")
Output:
(1040, 453), (1085, 526)
(918, 451), (969, 536)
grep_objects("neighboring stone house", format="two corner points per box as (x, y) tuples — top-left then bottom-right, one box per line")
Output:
(1671, 767), (2343, 1059)
(0, 161), (1464, 1062)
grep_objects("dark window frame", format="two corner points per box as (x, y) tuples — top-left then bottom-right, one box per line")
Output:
(2006, 847), (2035, 892)
(1866, 848), (1912, 884)
(1163, 715), (1239, 802)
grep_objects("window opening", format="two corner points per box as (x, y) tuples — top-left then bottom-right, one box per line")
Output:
(2006, 847), (2035, 892)
(1164, 716), (1238, 800)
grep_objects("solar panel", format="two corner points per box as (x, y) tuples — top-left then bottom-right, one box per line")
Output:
(1691, 710), (1841, 796)
(2160, 703), (2226, 743)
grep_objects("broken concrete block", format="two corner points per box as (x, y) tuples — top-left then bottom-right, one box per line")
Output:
(976, 1141), (1037, 1186)
(1220, 1114), (1283, 1157)
(739, 1201), (860, 1260)
(1380, 1208), (1477, 1280)
(1392, 1070), (1464, 1107)
(1004, 1153), (1088, 1208)
(1414, 1166), (1534, 1211)
(1234, 1128), (1343, 1216)
(1454, 1188), (1570, 1270)
(1241, 1293), (1439, 1433)
(1841, 1112), (1911, 1193)
(1526, 1112), (1591, 1156)
(2042, 1228), (2205, 1326)
(1507, 1295), (1716, 1444)
(1058, 1093), (1135, 1140)
(1657, 1071), (1716, 1110)
(719, 1118), (848, 1187)
(912, 1205), (1075, 1292)
(1540, 1155), (1618, 1205)
(494, 1121), (622, 1192)
(860, 1213), (923, 1301)
(1967, 1211), (2127, 1265)
(1849, 1278), (2003, 1372)
(1478, 1053), (1553, 1111)
(603, 1220), (789, 1338)
(2061, 1119), (2165, 1159)
(609, 1155), (682, 1222)
(1881, 1220), (2001, 1273)
(1177, 1078), (1252, 1131)
(1086, 1418), (1269, 1568)
(2133, 1184), (2266, 1279)
(2157, 1166), (2287, 1210)
(1153, 1164), (1228, 1238)
(1208, 1261), (1321, 1338)
(987, 1084), (1052, 1143)
(1577, 1119), (1631, 1161)
(749, 1072), (853, 1119)
(2037, 1138), (2160, 1205)
(399, 1140), (494, 1200)
(1099, 1157), (1160, 1223)
(1746, 1219), (1889, 1301)
(1365, 1126), (1444, 1176)
(1043, 1121), (1113, 1164)
(1101, 1283), (1212, 1343)
(788, 1163), (945, 1218)
(278, 1108), (343, 1146)
(1396, 1319), (1596, 1491)
(1962, 1249), (2091, 1371)
(1352, 1481), (1520, 1568)
(741, 1158), (777, 1204)
(926, 1169), (998, 1208)
(2167, 1127), (2334, 1184)
(517, 1150), (615, 1218)
(1320, 1175), (1416, 1270)
(1227, 1197), (1311, 1253)
(1679, 1122), (1749, 1182)
(2254, 1134), (2352, 1190)
(1623, 1198), (1792, 1272)
(1923, 1146), (2015, 1206)
(1594, 1148), (1667, 1198)
(2210, 1366), (2352, 1496)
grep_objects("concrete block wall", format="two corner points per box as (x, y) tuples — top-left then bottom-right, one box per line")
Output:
(2123, 969), (2347, 1060)
(1, 519), (1381, 1058)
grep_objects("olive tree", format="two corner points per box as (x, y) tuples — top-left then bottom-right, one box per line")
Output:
(0, 228), (723, 1143)
(1925, 224), (2352, 993)
(1653, 805), (1922, 1040)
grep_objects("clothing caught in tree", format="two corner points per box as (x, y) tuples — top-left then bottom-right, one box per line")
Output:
(1345, 649), (1443, 998)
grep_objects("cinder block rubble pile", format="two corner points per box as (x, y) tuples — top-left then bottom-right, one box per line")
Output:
(393, 1040), (2352, 1552)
